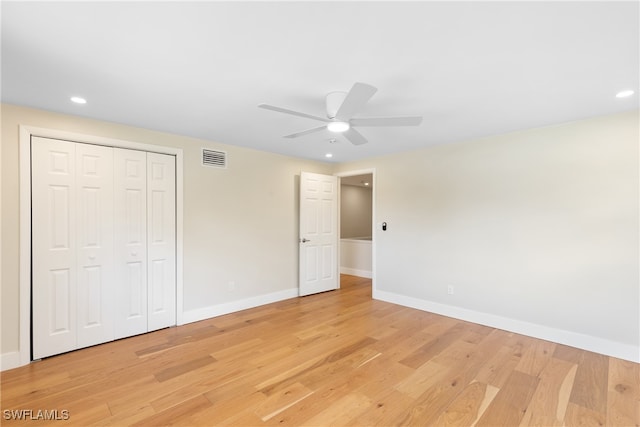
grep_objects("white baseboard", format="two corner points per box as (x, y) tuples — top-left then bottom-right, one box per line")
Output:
(182, 288), (299, 325)
(1, 351), (22, 371)
(340, 267), (372, 279)
(373, 289), (640, 364)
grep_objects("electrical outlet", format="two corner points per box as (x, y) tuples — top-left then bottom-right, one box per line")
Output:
(228, 281), (236, 291)
(447, 285), (454, 295)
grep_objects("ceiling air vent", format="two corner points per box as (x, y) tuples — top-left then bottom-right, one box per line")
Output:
(202, 148), (227, 169)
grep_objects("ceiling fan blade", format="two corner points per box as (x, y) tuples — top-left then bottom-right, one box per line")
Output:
(284, 126), (327, 139)
(259, 104), (330, 123)
(343, 128), (368, 145)
(335, 82), (377, 121)
(350, 116), (423, 127)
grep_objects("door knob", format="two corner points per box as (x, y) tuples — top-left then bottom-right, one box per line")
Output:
(300, 238), (311, 243)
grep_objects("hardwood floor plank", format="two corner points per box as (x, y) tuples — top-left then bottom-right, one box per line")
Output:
(395, 359), (450, 399)
(195, 389), (267, 425)
(569, 351), (609, 416)
(262, 380), (359, 426)
(473, 344), (511, 380)
(564, 402), (607, 427)
(96, 376), (160, 416)
(257, 336), (377, 395)
(346, 389), (416, 426)
(57, 402), (112, 426)
(130, 394), (212, 427)
(301, 392), (371, 426)
(393, 331), (504, 426)
(371, 327), (434, 363)
(515, 338), (556, 377)
(153, 354), (217, 383)
(350, 357), (415, 399)
(553, 343), (585, 364)
(399, 322), (468, 369)
(93, 404), (156, 426)
(430, 380), (499, 427)
(475, 370), (539, 427)
(253, 382), (314, 421)
(606, 357), (640, 427)
(518, 357), (577, 427)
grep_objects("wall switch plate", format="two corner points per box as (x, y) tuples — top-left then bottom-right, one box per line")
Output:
(447, 285), (454, 295)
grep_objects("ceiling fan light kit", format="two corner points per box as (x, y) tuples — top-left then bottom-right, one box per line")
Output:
(327, 121), (350, 133)
(259, 82), (423, 146)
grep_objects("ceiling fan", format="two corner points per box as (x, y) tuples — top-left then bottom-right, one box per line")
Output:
(258, 82), (422, 145)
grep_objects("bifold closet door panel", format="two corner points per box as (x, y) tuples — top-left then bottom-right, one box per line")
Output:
(32, 137), (78, 359)
(32, 138), (116, 358)
(114, 148), (148, 339)
(75, 143), (115, 349)
(147, 152), (176, 332)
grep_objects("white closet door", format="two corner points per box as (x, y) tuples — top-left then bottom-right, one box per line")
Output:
(75, 143), (115, 348)
(114, 148), (148, 339)
(147, 152), (176, 331)
(32, 138), (177, 358)
(32, 137), (78, 359)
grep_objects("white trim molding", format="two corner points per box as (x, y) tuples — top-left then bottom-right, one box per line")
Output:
(340, 267), (372, 279)
(0, 352), (21, 372)
(373, 289), (640, 364)
(13, 125), (185, 370)
(182, 288), (298, 325)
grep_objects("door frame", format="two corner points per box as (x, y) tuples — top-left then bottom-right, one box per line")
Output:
(18, 125), (184, 366)
(334, 168), (376, 294)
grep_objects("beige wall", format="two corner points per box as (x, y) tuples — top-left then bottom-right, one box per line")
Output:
(336, 111), (640, 358)
(340, 185), (373, 238)
(1, 104), (332, 356)
(3, 104), (638, 362)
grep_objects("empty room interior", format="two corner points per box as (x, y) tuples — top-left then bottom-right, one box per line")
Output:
(1, 1), (639, 426)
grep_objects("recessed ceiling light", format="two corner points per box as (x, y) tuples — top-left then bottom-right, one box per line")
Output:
(325, 153), (333, 158)
(327, 121), (350, 133)
(615, 90), (635, 98)
(70, 96), (87, 104)
(364, 182), (370, 186)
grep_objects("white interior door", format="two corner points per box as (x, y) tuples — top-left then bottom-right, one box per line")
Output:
(147, 152), (176, 331)
(32, 138), (177, 358)
(32, 137), (78, 359)
(299, 172), (338, 296)
(114, 148), (148, 339)
(75, 143), (115, 349)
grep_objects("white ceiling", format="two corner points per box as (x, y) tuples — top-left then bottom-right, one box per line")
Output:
(2, 1), (638, 163)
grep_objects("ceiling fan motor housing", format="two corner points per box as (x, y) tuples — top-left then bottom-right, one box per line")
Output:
(326, 91), (347, 119)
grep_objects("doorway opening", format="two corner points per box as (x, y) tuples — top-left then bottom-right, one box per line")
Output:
(336, 170), (375, 292)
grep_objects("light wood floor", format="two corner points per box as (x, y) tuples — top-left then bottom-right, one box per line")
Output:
(2, 275), (638, 426)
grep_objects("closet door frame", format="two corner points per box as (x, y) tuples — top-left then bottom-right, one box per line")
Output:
(19, 126), (184, 366)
